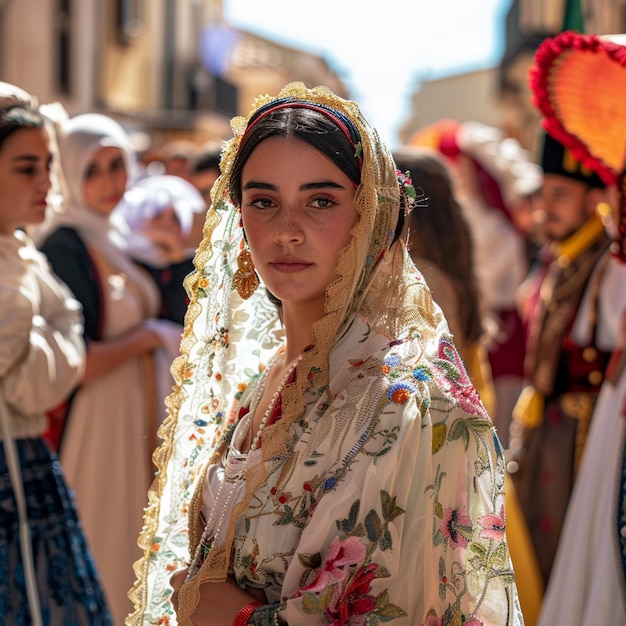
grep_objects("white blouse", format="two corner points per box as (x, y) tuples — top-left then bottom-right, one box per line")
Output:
(0, 231), (84, 440)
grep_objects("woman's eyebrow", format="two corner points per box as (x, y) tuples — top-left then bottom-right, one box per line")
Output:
(300, 181), (345, 191)
(242, 181), (275, 191)
(12, 154), (40, 163)
(242, 180), (346, 191)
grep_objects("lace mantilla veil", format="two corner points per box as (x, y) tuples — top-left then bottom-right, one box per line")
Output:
(127, 82), (437, 625)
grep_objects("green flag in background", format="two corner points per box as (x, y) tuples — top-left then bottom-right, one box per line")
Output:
(562, 0), (584, 32)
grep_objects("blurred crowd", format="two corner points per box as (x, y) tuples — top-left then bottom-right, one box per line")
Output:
(1, 29), (626, 626)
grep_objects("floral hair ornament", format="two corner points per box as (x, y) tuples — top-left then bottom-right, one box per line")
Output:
(530, 30), (626, 261)
(396, 169), (422, 215)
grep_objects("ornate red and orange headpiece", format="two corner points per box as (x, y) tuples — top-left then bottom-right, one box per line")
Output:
(529, 30), (626, 261)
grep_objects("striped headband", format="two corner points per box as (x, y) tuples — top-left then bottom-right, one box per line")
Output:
(241, 98), (363, 170)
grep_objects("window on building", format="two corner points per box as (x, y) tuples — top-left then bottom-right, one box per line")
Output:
(56, 0), (71, 94)
(187, 65), (238, 117)
(116, 0), (144, 45)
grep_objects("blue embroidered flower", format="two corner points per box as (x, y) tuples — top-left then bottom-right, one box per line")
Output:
(412, 366), (431, 381)
(387, 381), (416, 404)
(384, 354), (401, 367)
(323, 476), (338, 491)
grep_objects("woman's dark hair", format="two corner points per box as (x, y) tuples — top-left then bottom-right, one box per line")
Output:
(394, 148), (484, 344)
(0, 106), (44, 150)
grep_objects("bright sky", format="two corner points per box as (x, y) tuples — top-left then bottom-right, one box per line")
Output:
(224, 0), (512, 148)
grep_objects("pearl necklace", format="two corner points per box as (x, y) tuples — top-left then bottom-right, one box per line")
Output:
(247, 352), (303, 452)
(185, 461), (243, 582)
(185, 349), (302, 583)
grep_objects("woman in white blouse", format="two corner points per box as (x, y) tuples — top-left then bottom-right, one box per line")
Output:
(0, 82), (112, 625)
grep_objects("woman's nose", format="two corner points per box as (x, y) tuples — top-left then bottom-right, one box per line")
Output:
(273, 207), (303, 243)
(37, 169), (52, 194)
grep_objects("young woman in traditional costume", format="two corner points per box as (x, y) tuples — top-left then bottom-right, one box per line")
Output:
(129, 83), (522, 626)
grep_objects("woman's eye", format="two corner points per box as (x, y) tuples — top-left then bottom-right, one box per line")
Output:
(311, 196), (335, 209)
(250, 197), (274, 209)
(111, 158), (126, 172)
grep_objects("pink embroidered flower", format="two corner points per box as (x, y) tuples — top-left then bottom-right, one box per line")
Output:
(326, 563), (378, 625)
(433, 338), (489, 417)
(441, 506), (473, 549)
(478, 505), (506, 541)
(302, 536), (366, 593)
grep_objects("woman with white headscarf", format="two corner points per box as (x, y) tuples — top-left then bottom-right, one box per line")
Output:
(114, 174), (206, 325)
(37, 113), (179, 625)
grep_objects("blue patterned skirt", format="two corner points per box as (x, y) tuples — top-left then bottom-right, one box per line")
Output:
(0, 438), (112, 626)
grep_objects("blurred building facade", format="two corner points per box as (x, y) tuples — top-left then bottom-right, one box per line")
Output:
(400, 0), (626, 152)
(398, 67), (503, 146)
(0, 0), (347, 149)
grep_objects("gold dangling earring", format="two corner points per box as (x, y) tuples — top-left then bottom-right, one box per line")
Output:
(233, 247), (260, 299)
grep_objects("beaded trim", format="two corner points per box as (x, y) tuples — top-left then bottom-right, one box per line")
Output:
(232, 600), (264, 626)
(246, 352), (303, 452)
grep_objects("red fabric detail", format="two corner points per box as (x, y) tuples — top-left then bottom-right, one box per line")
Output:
(615, 172), (626, 263)
(438, 126), (462, 159)
(237, 366), (298, 448)
(557, 334), (611, 394)
(606, 348), (624, 382)
(232, 601), (264, 626)
(530, 31), (626, 263)
(469, 158), (515, 225)
(487, 308), (526, 379)
(43, 399), (70, 452)
(408, 118), (461, 158)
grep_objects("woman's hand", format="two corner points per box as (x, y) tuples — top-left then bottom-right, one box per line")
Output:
(170, 568), (266, 625)
(82, 321), (164, 383)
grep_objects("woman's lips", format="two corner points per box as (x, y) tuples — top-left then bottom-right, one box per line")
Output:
(271, 259), (312, 273)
